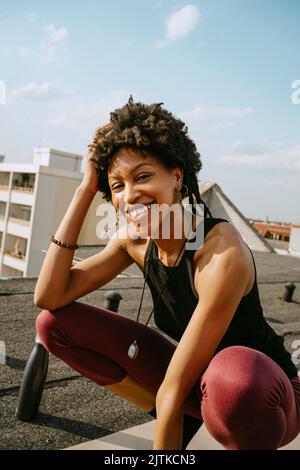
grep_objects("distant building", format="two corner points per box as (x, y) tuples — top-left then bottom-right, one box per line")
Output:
(251, 221), (291, 242)
(0, 149), (108, 278)
(289, 224), (300, 256)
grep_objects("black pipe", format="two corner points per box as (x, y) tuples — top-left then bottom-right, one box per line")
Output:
(283, 282), (296, 302)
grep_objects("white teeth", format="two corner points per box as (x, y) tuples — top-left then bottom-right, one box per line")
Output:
(128, 203), (153, 219)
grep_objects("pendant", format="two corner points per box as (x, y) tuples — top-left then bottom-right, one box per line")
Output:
(128, 340), (139, 360)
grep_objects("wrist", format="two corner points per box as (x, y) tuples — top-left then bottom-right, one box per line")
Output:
(76, 183), (97, 198)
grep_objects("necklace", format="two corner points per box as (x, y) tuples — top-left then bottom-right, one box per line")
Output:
(127, 238), (187, 360)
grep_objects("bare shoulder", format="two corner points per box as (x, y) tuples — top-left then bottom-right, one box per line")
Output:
(193, 220), (243, 259)
(112, 225), (148, 270)
(193, 220), (254, 297)
(207, 220), (242, 243)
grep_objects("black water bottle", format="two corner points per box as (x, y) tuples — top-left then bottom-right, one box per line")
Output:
(15, 336), (49, 422)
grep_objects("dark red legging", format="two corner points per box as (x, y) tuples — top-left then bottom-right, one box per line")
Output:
(36, 301), (300, 450)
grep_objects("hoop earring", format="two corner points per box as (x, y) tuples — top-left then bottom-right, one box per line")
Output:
(180, 184), (189, 198)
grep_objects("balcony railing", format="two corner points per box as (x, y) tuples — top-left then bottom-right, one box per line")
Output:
(3, 250), (26, 261)
(8, 216), (30, 226)
(11, 186), (34, 193)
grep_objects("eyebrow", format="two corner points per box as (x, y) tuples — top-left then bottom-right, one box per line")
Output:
(110, 163), (154, 180)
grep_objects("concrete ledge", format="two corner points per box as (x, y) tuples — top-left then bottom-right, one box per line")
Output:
(65, 420), (222, 450)
(65, 420), (300, 450)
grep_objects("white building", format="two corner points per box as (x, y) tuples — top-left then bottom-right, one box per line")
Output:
(289, 224), (300, 257)
(0, 149), (107, 278)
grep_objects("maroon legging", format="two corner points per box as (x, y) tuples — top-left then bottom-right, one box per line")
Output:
(36, 301), (300, 450)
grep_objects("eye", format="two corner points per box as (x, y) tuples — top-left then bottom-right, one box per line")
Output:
(112, 183), (124, 191)
(111, 174), (152, 191)
(136, 173), (151, 181)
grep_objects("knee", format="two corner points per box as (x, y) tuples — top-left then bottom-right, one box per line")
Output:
(200, 346), (287, 449)
(201, 346), (265, 406)
(35, 309), (61, 352)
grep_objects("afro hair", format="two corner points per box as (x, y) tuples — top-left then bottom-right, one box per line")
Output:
(89, 95), (212, 217)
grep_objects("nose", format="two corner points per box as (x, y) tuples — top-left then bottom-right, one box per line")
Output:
(116, 184), (141, 213)
(123, 183), (142, 206)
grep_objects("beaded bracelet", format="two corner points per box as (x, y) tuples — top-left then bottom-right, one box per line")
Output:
(50, 235), (79, 250)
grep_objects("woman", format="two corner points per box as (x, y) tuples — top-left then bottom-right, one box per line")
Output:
(34, 96), (300, 450)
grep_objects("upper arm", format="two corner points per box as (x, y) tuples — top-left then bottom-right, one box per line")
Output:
(55, 229), (133, 309)
(156, 239), (249, 409)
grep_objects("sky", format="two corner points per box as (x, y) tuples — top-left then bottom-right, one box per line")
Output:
(0, 0), (300, 224)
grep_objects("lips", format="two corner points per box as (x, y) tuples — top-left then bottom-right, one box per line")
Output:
(127, 201), (155, 222)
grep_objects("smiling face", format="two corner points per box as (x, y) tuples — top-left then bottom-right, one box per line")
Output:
(107, 146), (184, 239)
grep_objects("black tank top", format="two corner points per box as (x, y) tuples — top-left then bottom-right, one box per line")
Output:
(144, 217), (298, 379)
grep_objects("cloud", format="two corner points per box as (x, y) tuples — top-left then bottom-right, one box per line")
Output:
(43, 91), (131, 139)
(18, 47), (30, 58)
(31, 91), (132, 166)
(207, 121), (235, 134)
(181, 103), (254, 122)
(268, 178), (298, 189)
(214, 141), (300, 173)
(26, 13), (38, 23)
(155, 4), (201, 48)
(76, 91), (132, 126)
(154, 39), (167, 49)
(179, 102), (254, 135)
(47, 115), (66, 126)
(166, 4), (201, 40)
(44, 24), (68, 43)
(9, 82), (71, 103)
(0, 91), (157, 169)
(40, 24), (69, 61)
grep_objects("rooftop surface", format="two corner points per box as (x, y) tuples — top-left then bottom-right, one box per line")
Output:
(0, 247), (300, 450)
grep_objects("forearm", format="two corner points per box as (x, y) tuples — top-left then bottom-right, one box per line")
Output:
(34, 184), (96, 309)
(153, 404), (184, 450)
